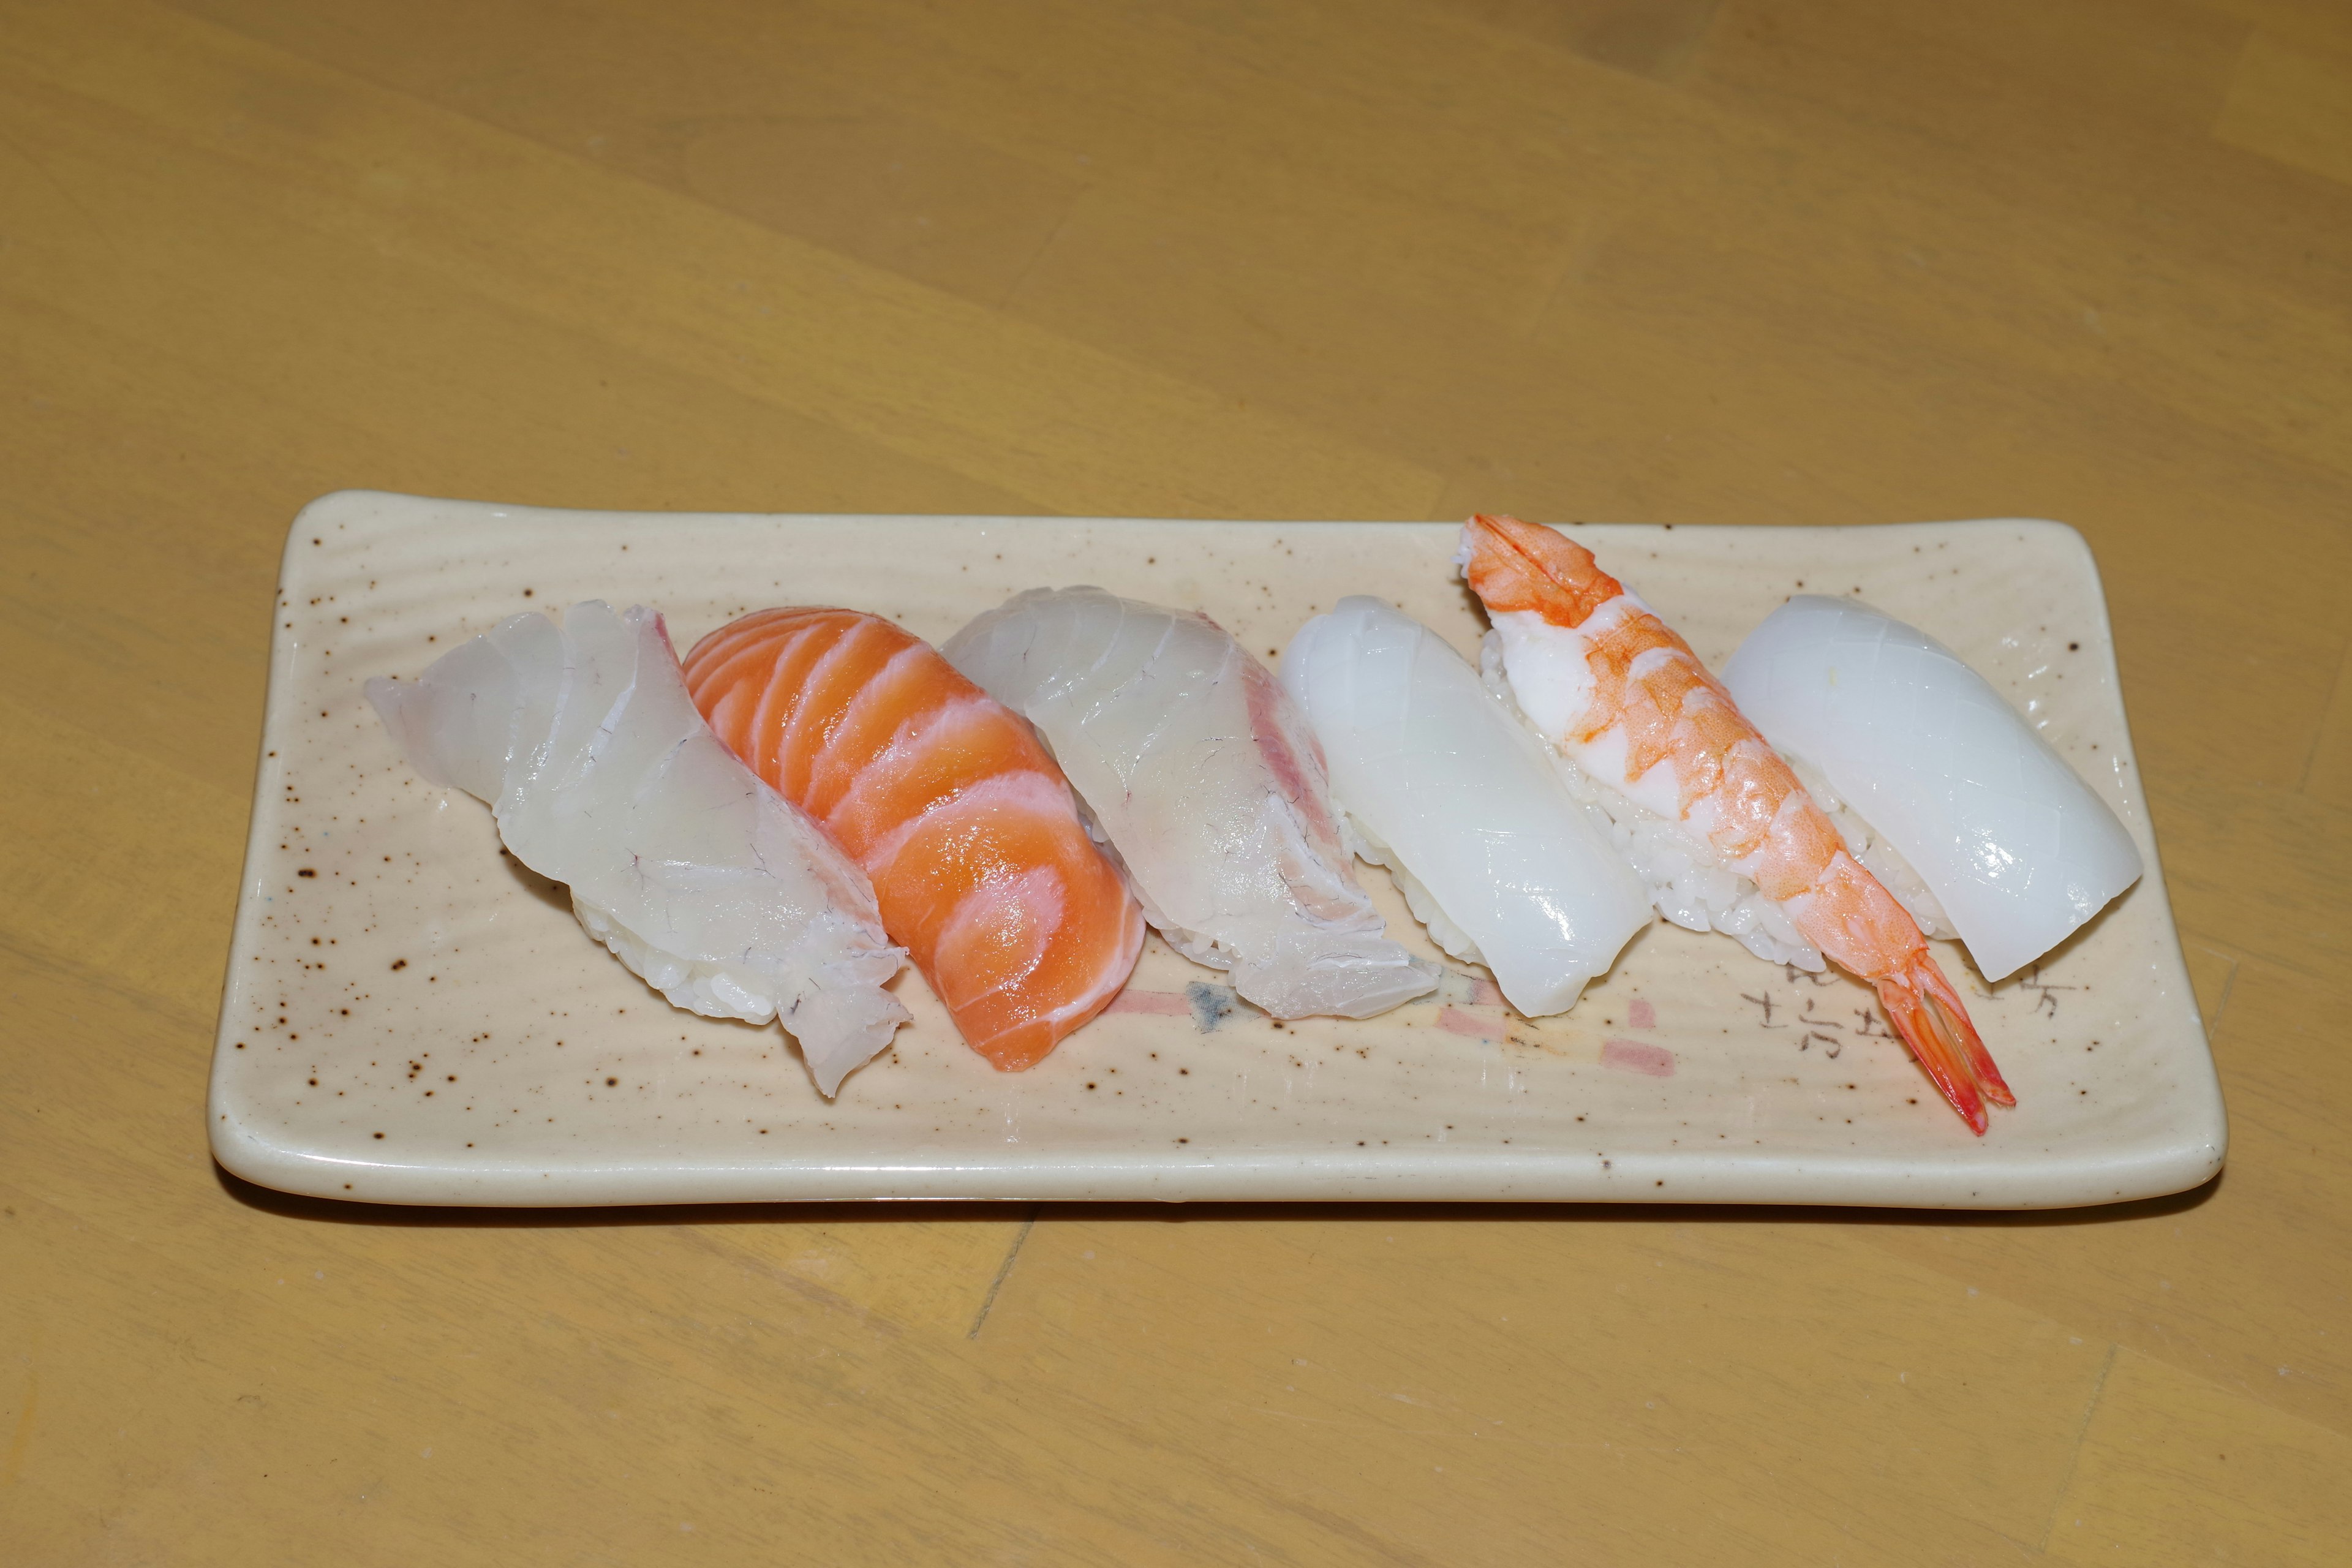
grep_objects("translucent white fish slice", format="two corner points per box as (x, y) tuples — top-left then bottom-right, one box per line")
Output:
(1721, 595), (2143, 982)
(1281, 597), (1653, 1016)
(943, 586), (1437, 1019)
(366, 601), (910, 1096)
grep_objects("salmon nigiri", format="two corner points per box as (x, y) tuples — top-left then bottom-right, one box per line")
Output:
(684, 608), (1145, 1071)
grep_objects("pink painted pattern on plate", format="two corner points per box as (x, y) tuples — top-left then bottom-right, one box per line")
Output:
(1602, 1038), (1676, 1077)
(1104, 990), (1193, 1017)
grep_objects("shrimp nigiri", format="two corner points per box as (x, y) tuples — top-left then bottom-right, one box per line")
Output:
(684, 608), (1145, 1071)
(1460, 514), (2013, 1134)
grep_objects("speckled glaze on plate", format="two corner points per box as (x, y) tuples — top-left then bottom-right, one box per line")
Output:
(209, 492), (2225, 1208)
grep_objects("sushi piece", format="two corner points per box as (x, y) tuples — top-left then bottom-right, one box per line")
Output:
(365, 602), (909, 1097)
(1280, 596), (1652, 1016)
(944, 587), (1438, 1019)
(1460, 514), (2013, 1134)
(1721, 594), (2142, 982)
(684, 608), (1145, 1071)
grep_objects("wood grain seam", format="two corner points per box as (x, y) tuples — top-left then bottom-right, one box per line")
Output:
(0, 926), (220, 1043)
(966, 1210), (1038, 1340)
(2200, 948), (2241, 1036)
(2038, 1337), (2120, 1551)
(2297, 633), (2352, 796)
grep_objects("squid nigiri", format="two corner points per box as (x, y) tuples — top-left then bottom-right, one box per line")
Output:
(1460, 515), (2013, 1134)
(684, 608), (1145, 1071)
(365, 601), (910, 1096)
(1280, 596), (1653, 1017)
(942, 587), (1437, 1019)
(1722, 594), (2142, 982)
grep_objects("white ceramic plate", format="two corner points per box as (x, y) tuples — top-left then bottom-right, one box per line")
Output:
(209, 493), (2225, 1208)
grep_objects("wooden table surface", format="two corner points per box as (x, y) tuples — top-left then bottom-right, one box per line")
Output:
(5, 1), (2348, 1561)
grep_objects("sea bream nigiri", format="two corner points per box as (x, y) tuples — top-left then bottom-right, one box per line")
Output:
(943, 587), (1437, 1019)
(1280, 596), (1653, 1017)
(684, 608), (1145, 1071)
(1460, 514), (2013, 1134)
(366, 601), (910, 1096)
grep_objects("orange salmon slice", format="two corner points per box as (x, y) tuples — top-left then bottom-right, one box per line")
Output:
(684, 608), (1144, 1070)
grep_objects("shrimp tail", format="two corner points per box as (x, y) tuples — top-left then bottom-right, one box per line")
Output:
(1876, 956), (2015, 1136)
(1461, 513), (1624, 628)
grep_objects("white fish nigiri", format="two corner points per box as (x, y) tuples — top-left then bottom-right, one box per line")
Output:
(1721, 595), (2142, 982)
(943, 586), (1437, 1019)
(1280, 597), (1653, 1016)
(366, 601), (910, 1096)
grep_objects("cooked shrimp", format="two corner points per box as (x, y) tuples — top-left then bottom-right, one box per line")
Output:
(1461, 514), (2013, 1134)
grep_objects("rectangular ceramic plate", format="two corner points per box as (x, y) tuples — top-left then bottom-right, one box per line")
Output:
(210, 493), (2225, 1208)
